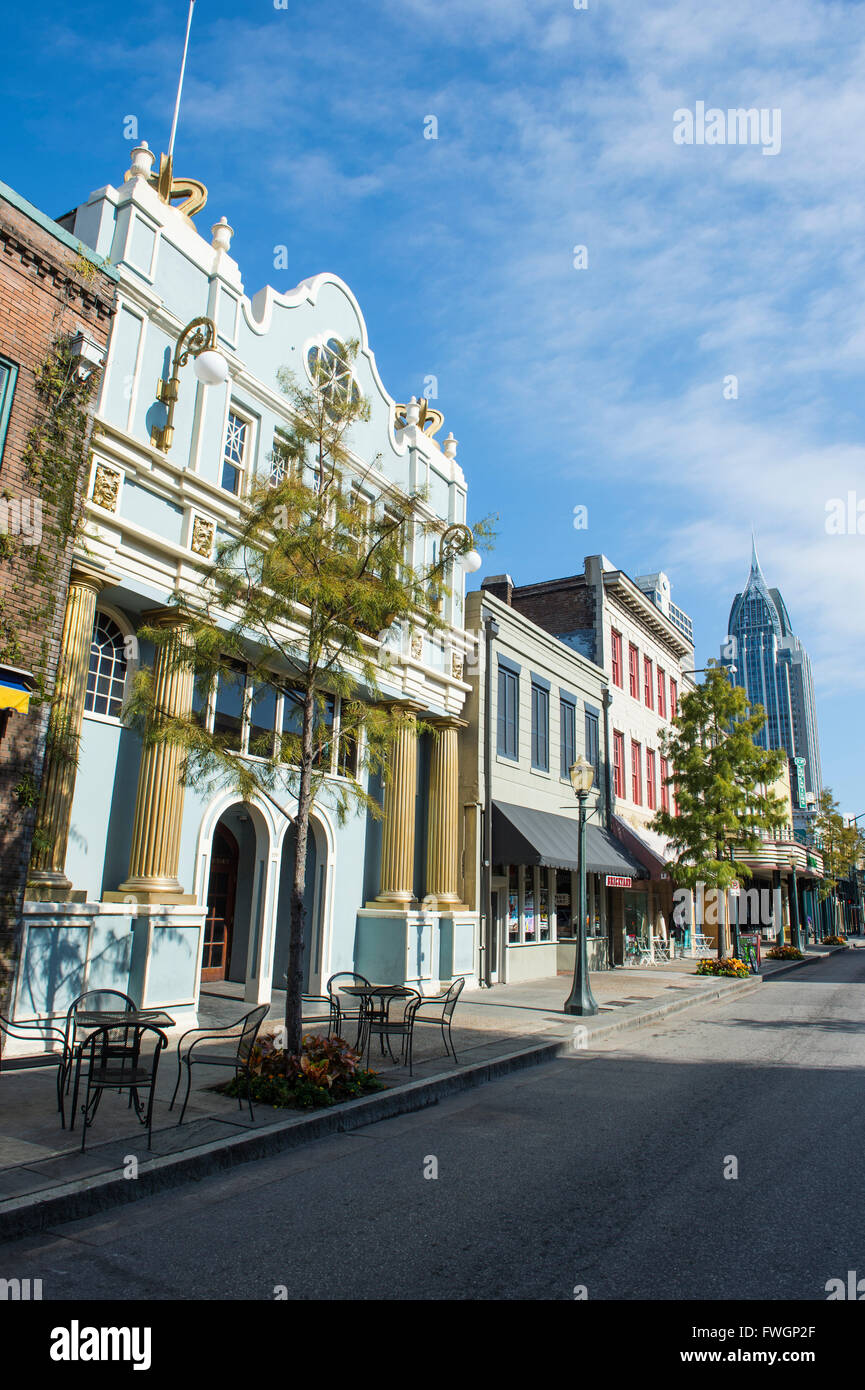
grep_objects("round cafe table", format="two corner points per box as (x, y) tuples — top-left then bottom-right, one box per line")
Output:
(338, 983), (414, 1056)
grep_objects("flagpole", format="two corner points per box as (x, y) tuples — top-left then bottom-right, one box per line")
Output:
(167, 0), (196, 160)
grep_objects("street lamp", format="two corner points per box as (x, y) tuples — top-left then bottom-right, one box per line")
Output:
(430, 523), (482, 613)
(564, 754), (599, 1016)
(440, 523), (482, 574)
(151, 316), (229, 452)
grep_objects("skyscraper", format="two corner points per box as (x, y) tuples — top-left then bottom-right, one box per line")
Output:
(727, 541), (822, 826)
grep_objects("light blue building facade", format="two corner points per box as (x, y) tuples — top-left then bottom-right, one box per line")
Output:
(10, 144), (477, 1045)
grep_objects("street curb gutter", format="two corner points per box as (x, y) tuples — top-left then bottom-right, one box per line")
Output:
(0, 969), (767, 1242)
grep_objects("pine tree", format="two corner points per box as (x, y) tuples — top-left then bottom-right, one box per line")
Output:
(652, 663), (788, 957)
(125, 343), (491, 1055)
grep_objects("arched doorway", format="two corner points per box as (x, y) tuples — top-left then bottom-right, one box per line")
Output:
(202, 823), (239, 982)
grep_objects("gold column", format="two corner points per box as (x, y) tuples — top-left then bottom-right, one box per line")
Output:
(112, 613), (195, 903)
(375, 705), (420, 906)
(28, 568), (109, 900)
(425, 717), (467, 909)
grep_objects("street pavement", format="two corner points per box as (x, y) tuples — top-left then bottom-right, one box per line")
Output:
(2, 947), (864, 1301)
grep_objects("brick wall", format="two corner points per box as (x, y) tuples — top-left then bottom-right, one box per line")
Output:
(0, 192), (116, 1009)
(506, 575), (598, 647)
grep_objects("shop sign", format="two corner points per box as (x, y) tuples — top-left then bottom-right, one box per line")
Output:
(554, 893), (570, 905)
(606, 875), (632, 888)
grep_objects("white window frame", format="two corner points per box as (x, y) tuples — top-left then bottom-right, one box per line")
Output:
(82, 605), (135, 726)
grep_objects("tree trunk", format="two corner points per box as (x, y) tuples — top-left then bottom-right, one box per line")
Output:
(283, 681), (316, 1060)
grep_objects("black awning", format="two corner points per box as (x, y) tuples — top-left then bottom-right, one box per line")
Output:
(492, 801), (648, 877)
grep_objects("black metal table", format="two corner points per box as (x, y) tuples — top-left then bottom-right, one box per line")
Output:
(74, 1009), (176, 1030)
(339, 984), (413, 1057)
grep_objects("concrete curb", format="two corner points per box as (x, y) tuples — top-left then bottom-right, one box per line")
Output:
(0, 969), (763, 1243)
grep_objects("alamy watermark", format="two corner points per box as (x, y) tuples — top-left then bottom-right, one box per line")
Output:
(0, 497), (42, 545)
(673, 103), (781, 156)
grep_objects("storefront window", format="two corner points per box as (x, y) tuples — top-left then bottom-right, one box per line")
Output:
(555, 869), (572, 935)
(539, 875), (550, 941)
(624, 890), (649, 944)
(592, 875), (604, 937)
(508, 865), (520, 943)
(524, 869), (536, 940)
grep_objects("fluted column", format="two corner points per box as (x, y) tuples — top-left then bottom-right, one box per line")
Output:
(116, 613), (195, 901)
(425, 716), (466, 908)
(376, 705), (420, 905)
(28, 568), (108, 899)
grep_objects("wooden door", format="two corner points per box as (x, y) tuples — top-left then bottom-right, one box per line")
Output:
(202, 824), (238, 982)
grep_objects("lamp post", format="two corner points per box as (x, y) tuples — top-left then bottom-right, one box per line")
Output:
(789, 855), (802, 952)
(150, 316), (229, 452)
(564, 755), (599, 1016)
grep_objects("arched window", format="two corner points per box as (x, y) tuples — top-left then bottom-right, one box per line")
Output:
(306, 337), (361, 417)
(84, 613), (128, 718)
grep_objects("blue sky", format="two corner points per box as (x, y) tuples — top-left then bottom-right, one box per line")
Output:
(3, 0), (864, 812)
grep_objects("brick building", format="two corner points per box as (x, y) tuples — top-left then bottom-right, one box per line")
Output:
(0, 179), (117, 1011)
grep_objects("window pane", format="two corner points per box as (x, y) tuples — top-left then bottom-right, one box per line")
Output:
(248, 684), (277, 757)
(213, 662), (246, 750)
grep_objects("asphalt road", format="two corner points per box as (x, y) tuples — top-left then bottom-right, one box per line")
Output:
(3, 948), (865, 1301)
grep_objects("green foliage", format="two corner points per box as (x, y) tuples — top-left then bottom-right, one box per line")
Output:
(766, 944), (804, 960)
(652, 663), (788, 891)
(696, 956), (750, 978)
(219, 1032), (385, 1109)
(812, 789), (864, 901)
(11, 773), (41, 808)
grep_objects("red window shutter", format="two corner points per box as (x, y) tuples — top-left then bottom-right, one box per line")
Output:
(644, 656), (654, 708)
(657, 668), (666, 718)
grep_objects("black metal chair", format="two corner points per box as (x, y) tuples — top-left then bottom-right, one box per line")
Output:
(364, 988), (421, 1073)
(0, 1011), (68, 1124)
(61, 990), (138, 1110)
(326, 972), (371, 1048)
(72, 1022), (167, 1152)
(170, 1003), (269, 1125)
(302, 994), (339, 1037)
(405, 977), (466, 1068)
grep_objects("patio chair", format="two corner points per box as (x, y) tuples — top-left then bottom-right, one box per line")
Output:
(72, 1022), (167, 1152)
(302, 993), (339, 1037)
(326, 972), (371, 1047)
(0, 1011), (68, 1124)
(170, 1003), (269, 1125)
(364, 988), (421, 1074)
(60, 990), (138, 1114)
(405, 977), (466, 1071)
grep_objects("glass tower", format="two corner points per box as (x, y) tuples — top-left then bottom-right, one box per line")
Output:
(727, 540), (822, 806)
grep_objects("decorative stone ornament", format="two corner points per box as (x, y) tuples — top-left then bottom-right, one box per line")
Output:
(190, 515), (215, 557)
(91, 464), (121, 512)
(451, 651), (464, 680)
(411, 631), (423, 660)
(211, 216), (234, 252)
(443, 432), (458, 460)
(128, 143), (155, 182)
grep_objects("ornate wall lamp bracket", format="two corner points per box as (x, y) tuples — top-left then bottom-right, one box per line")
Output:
(150, 316), (228, 452)
(429, 523), (482, 614)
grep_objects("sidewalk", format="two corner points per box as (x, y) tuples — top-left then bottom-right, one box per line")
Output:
(0, 945), (842, 1240)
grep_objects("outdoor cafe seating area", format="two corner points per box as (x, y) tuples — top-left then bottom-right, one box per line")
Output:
(0, 975), (467, 1152)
